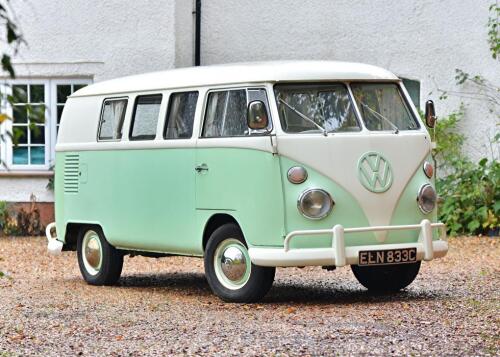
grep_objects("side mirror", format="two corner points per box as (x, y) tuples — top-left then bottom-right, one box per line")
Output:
(247, 100), (269, 130)
(425, 100), (437, 128)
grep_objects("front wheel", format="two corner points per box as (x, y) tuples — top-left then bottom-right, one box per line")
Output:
(77, 226), (123, 285)
(351, 262), (421, 292)
(204, 223), (275, 303)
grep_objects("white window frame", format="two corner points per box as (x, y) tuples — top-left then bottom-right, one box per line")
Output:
(0, 78), (92, 172)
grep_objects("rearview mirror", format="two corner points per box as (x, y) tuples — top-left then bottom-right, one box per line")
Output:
(247, 100), (269, 130)
(425, 100), (437, 128)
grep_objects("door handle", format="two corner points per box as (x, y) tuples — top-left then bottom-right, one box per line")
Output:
(195, 164), (209, 173)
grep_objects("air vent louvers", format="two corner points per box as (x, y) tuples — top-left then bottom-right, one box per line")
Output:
(63, 154), (79, 194)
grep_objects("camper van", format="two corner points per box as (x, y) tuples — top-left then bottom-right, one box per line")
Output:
(46, 61), (448, 302)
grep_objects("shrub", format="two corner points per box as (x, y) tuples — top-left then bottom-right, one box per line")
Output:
(432, 109), (500, 236)
(0, 201), (44, 237)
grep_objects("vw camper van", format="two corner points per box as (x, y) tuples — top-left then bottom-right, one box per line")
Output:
(47, 61), (447, 302)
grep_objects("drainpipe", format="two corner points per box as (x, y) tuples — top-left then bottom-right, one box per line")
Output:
(194, 0), (201, 66)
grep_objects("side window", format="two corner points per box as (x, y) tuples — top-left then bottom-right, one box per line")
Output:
(130, 94), (162, 141)
(401, 78), (421, 108)
(98, 98), (128, 141)
(164, 91), (198, 139)
(247, 88), (272, 131)
(202, 89), (247, 137)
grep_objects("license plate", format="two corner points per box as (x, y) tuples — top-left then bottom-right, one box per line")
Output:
(358, 248), (417, 266)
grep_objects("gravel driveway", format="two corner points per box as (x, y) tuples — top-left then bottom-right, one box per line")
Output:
(0, 236), (498, 356)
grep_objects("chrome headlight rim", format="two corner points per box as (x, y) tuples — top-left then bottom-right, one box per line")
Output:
(417, 184), (437, 214)
(297, 188), (334, 220)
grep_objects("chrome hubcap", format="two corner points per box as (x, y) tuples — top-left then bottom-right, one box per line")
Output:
(82, 230), (102, 276)
(220, 246), (247, 281)
(214, 238), (251, 290)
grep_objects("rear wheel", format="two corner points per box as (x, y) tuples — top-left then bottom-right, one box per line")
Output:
(204, 223), (275, 303)
(351, 262), (421, 292)
(77, 226), (123, 285)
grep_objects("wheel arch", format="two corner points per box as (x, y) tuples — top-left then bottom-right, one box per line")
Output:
(202, 213), (243, 252)
(64, 221), (105, 251)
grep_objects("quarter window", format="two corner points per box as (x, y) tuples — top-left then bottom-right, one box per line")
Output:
(130, 95), (162, 141)
(11, 84), (47, 165)
(164, 91), (198, 139)
(98, 99), (128, 141)
(202, 89), (247, 137)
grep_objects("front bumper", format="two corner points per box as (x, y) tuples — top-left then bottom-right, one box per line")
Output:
(248, 219), (448, 267)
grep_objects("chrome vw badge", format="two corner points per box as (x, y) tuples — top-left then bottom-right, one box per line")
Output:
(357, 152), (393, 193)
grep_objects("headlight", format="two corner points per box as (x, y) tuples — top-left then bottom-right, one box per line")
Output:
(417, 184), (437, 214)
(423, 161), (434, 178)
(297, 189), (334, 219)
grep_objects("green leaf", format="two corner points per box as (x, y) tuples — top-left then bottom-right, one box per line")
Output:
(494, 201), (500, 214)
(1, 54), (15, 78)
(467, 220), (480, 232)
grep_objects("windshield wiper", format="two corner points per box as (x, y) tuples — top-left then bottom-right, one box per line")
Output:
(278, 97), (327, 136)
(359, 102), (399, 134)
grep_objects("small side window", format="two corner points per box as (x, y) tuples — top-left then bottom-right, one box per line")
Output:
(98, 98), (128, 141)
(130, 94), (162, 141)
(164, 91), (199, 139)
(401, 78), (421, 108)
(202, 89), (247, 137)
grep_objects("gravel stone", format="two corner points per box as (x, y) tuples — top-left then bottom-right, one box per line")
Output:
(0, 236), (498, 356)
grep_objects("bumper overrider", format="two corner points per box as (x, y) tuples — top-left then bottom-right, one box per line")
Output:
(248, 219), (448, 267)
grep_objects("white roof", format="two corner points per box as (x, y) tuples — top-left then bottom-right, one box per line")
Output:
(73, 61), (399, 97)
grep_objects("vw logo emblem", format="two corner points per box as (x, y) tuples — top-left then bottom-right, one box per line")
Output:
(357, 152), (393, 193)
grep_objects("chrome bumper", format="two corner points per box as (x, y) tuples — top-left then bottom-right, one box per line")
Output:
(46, 222), (63, 256)
(248, 219), (448, 267)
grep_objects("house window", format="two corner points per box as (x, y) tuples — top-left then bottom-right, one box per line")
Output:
(11, 84), (46, 165)
(0, 79), (91, 171)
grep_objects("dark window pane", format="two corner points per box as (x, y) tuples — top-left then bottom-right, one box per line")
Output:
(202, 90), (247, 137)
(99, 99), (128, 140)
(30, 85), (45, 103)
(203, 91), (228, 138)
(30, 126), (45, 144)
(73, 84), (87, 91)
(130, 95), (162, 140)
(57, 105), (64, 124)
(13, 147), (28, 165)
(30, 146), (45, 165)
(28, 105), (45, 124)
(57, 85), (71, 103)
(12, 85), (27, 103)
(13, 126), (27, 144)
(401, 78), (421, 108)
(13, 106), (28, 123)
(164, 92), (198, 139)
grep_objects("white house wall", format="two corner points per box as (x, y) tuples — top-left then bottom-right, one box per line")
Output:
(10, 0), (178, 81)
(1, 0), (180, 203)
(1, 0), (497, 204)
(201, 0), (499, 160)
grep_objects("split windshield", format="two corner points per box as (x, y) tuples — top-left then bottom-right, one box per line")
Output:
(274, 82), (419, 134)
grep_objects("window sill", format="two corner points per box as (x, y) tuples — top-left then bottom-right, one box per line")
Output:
(0, 170), (54, 178)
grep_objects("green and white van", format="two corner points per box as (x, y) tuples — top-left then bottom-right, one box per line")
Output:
(46, 61), (448, 302)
